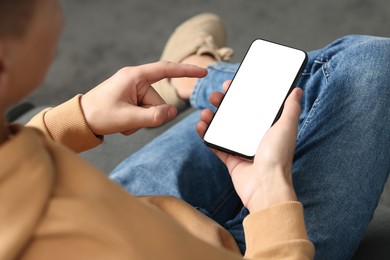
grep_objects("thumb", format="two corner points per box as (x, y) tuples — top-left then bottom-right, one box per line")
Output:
(130, 104), (177, 128)
(279, 88), (303, 127)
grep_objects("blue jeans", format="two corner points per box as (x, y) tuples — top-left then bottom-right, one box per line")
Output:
(110, 35), (390, 259)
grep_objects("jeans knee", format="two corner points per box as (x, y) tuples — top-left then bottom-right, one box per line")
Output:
(339, 35), (388, 66)
(329, 36), (390, 99)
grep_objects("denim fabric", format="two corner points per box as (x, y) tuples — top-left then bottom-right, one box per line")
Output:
(110, 35), (390, 260)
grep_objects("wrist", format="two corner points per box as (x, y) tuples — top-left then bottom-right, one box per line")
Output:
(79, 94), (100, 136)
(246, 169), (297, 213)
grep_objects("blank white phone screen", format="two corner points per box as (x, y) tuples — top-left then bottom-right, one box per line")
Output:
(203, 39), (307, 159)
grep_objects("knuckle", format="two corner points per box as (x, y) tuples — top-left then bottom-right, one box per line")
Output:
(159, 60), (172, 67)
(117, 66), (131, 75)
(118, 66), (140, 79)
(151, 108), (165, 126)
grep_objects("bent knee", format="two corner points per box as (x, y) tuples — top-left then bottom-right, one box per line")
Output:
(341, 35), (390, 72)
(330, 36), (390, 97)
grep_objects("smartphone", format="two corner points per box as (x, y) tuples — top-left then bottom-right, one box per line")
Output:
(203, 38), (307, 160)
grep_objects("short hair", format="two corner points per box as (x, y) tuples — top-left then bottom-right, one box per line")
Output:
(0, 0), (36, 38)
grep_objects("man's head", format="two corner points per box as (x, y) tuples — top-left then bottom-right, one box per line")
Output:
(0, 0), (63, 110)
(0, 1), (37, 38)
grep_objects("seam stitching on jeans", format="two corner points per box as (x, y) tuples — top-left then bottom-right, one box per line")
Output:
(297, 57), (330, 140)
(298, 97), (321, 141)
(209, 188), (238, 218)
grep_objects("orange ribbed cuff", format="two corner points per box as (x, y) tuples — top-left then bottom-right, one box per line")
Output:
(43, 95), (103, 153)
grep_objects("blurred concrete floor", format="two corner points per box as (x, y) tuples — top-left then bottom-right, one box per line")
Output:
(26, 0), (389, 106)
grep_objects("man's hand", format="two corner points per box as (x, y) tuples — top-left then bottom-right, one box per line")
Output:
(81, 61), (207, 136)
(197, 81), (302, 213)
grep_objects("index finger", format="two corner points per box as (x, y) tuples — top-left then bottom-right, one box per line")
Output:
(137, 61), (208, 85)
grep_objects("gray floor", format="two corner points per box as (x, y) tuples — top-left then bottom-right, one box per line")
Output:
(20, 0), (390, 259)
(26, 0), (389, 107)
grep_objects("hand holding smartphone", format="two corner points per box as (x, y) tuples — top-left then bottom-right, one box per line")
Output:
(203, 39), (307, 160)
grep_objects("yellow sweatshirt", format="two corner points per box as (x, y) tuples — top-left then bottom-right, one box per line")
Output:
(0, 95), (314, 259)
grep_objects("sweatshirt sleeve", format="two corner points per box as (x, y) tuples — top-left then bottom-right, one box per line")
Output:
(243, 201), (314, 260)
(26, 95), (103, 153)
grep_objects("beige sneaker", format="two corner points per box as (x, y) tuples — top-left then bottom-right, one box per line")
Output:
(153, 13), (234, 112)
